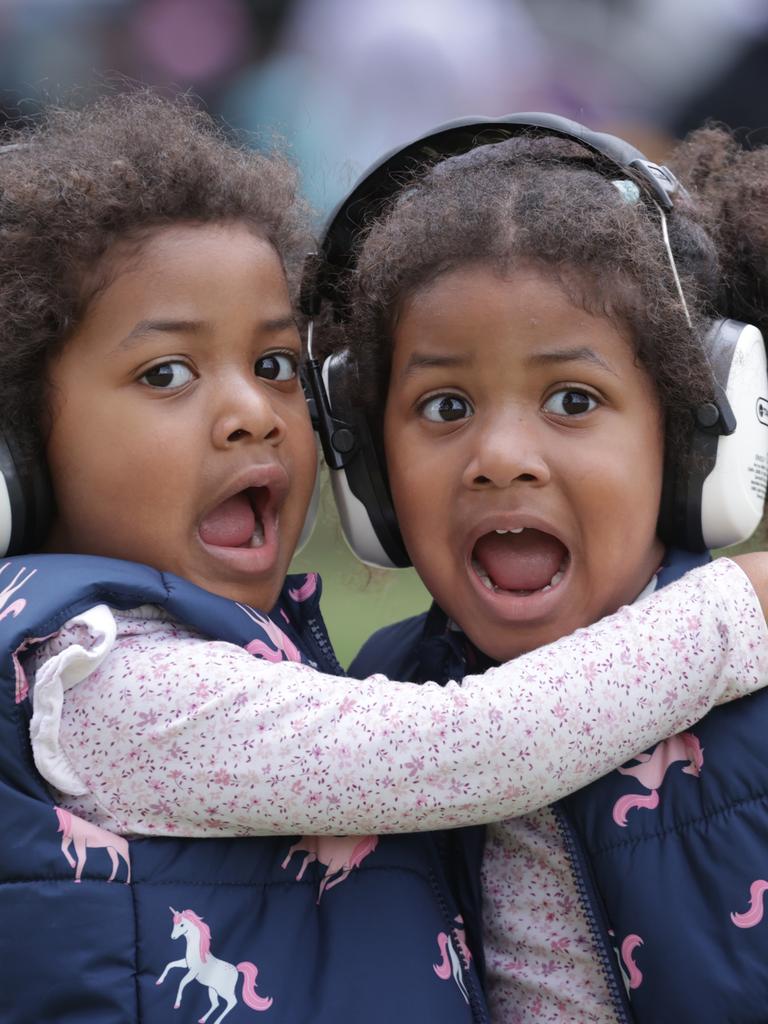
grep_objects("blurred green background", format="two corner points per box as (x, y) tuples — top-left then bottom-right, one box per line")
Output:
(289, 470), (430, 668)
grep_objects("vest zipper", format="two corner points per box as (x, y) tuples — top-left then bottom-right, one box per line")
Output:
(430, 838), (490, 1024)
(552, 801), (634, 1024)
(305, 615), (344, 676)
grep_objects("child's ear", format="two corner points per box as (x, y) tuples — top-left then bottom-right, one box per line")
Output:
(657, 319), (768, 551)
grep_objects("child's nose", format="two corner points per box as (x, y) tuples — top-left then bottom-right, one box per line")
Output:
(463, 414), (551, 490)
(211, 381), (286, 450)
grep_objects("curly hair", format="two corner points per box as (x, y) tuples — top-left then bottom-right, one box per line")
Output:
(339, 128), (768, 485)
(0, 90), (311, 465)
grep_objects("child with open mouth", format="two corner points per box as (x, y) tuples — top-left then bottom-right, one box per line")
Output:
(312, 116), (768, 1022)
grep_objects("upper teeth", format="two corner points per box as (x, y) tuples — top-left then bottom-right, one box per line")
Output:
(495, 527), (524, 534)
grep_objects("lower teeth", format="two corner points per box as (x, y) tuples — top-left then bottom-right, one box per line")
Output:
(472, 558), (567, 594)
(249, 522), (265, 548)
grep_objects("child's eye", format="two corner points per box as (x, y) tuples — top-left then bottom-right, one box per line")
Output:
(255, 352), (297, 381)
(140, 361), (195, 389)
(544, 388), (598, 416)
(420, 394), (474, 422)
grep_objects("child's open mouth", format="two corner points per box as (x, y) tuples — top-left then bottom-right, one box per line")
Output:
(199, 487), (271, 550)
(470, 527), (569, 596)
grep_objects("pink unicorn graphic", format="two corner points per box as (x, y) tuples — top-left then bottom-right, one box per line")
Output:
(281, 834), (379, 902)
(731, 880), (768, 928)
(287, 574), (318, 603)
(54, 806), (131, 883)
(433, 916), (472, 1004)
(612, 731), (704, 827)
(613, 933), (644, 993)
(157, 907), (273, 1022)
(236, 603), (302, 663)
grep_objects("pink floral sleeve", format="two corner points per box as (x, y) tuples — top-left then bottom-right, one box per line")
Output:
(29, 558), (768, 837)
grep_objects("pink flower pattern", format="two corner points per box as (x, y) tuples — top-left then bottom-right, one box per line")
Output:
(26, 559), (768, 1020)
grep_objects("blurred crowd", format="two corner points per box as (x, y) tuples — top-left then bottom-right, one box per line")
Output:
(1, 0), (767, 217)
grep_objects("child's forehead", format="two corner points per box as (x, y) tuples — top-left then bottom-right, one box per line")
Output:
(400, 263), (620, 331)
(80, 222), (286, 309)
(391, 263), (637, 375)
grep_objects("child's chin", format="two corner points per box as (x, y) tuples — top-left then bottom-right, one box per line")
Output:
(464, 622), (570, 665)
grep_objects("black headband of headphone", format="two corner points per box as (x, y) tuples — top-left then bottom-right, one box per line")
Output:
(301, 111), (686, 321)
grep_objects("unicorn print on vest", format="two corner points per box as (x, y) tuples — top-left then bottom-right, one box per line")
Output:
(0, 562), (41, 702)
(281, 835), (379, 902)
(157, 908), (273, 1022)
(433, 916), (472, 1004)
(54, 806), (131, 883)
(287, 573), (317, 603)
(609, 930), (644, 995)
(611, 731), (704, 826)
(0, 562), (36, 621)
(236, 603), (303, 663)
(731, 880), (768, 929)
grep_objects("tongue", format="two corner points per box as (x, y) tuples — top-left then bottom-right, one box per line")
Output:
(199, 493), (256, 548)
(473, 529), (566, 592)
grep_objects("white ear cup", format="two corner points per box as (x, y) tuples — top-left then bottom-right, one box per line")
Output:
(321, 358), (398, 568)
(701, 323), (768, 548)
(0, 472), (12, 558)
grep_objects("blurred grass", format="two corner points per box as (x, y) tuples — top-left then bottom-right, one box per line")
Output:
(289, 475), (430, 668)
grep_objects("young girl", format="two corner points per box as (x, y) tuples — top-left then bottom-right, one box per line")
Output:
(323, 119), (768, 1022)
(2, 94), (767, 1024)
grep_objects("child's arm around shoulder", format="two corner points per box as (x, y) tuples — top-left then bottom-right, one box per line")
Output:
(29, 555), (768, 837)
(730, 552), (768, 618)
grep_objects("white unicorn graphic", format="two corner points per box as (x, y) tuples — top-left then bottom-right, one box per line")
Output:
(0, 562), (36, 621)
(433, 916), (472, 1004)
(157, 907), (273, 1022)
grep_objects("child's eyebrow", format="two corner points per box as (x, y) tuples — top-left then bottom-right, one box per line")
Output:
(116, 315), (297, 350)
(528, 346), (617, 375)
(117, 319), (204, 349)
(399, 352), (473, 378)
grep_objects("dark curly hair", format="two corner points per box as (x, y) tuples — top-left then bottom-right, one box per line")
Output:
(0, 90), (311, 465)
(339, 128), (768, 485)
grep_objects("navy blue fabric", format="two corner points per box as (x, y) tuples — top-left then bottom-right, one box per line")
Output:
(351, 604), (491, 985)
(0, 553), (489, 1024)
(558, 548), (768, 1023)
(356, 549), (768, 1023)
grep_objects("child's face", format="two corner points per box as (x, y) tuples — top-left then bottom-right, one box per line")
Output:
(44, 222), (317, 609)
(384, 264), (665, 662)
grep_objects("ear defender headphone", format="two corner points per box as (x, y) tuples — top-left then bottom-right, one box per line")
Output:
(300, 112), (768, 567)
(0, 142), (56, 558)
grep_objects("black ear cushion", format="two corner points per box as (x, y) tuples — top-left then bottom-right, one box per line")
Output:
(0, 431), (52, 557)
(657, 428), (717, 552)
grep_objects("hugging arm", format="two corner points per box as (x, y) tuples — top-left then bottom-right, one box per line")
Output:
(33, 557), (768, 836)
